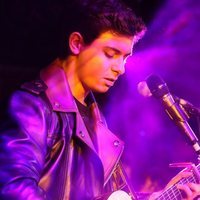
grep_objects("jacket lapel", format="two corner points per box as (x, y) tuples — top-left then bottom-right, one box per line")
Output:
(90, 102), (124, 183)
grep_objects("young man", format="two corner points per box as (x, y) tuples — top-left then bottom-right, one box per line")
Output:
(0, 0), (199, 199)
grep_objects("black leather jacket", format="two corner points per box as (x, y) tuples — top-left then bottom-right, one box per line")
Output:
(0, 64), (125, 200)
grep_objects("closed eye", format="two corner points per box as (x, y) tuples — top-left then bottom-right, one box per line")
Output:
(105, 51), (115, 58)
(104, 47), (131, 61)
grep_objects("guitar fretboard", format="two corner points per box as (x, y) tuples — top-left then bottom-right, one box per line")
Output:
(156, 164), (200, 200)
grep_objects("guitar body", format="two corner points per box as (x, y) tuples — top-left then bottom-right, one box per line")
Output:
(107, 190), (132, 200)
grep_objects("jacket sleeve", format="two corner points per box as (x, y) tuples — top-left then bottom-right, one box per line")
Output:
(0, 90), (52, 200)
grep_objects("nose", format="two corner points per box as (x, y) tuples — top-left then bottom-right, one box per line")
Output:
(111, 59), (125, 75)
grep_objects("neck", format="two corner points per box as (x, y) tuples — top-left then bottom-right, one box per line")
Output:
(62, 56), (88, 105)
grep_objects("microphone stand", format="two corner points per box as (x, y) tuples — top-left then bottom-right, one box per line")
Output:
(177, 99), (200, 162)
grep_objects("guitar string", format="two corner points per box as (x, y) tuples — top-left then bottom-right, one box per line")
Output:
(156, 184), (182, 200)
(165, 185), (182, 200)
(156, 168), (199, 200)
(160, 175), (197, 199)
(158, 188), (181, 200)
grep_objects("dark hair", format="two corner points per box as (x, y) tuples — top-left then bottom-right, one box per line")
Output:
(59, 0), (146, 57)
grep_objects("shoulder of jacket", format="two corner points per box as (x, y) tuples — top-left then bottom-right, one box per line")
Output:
(21, 79), (48, 95)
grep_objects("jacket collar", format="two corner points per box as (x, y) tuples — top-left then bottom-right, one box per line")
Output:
(40, 62), (98, 113)
(40, 62), (78, 112)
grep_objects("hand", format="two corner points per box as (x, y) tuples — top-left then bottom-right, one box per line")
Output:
(177, 182), (200, 200)
(149, 171), (200, 200)
(148, 191), (162, 200)
(166, 171), (200, 200)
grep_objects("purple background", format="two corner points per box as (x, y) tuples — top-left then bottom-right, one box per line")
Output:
(104, 0), (200, 192)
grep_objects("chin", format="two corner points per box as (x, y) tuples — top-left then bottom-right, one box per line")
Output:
(92, 86), (110, 93)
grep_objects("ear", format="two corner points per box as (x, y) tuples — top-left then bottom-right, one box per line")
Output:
(69, 32), (84, 55)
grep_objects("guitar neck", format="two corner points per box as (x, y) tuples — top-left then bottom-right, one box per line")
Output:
(156, 163), (200, 200)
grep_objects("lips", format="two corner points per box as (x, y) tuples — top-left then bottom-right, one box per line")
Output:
(105, 77), (118, 81)
(104, 77), (117, 86)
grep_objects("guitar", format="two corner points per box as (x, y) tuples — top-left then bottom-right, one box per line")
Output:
(107, 163), (200, 200)
(155, 163), (200, 200)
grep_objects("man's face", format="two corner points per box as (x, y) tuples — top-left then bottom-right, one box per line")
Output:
(76, 31), (134, 93)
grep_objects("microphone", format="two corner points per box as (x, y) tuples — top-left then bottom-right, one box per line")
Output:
(138, 74), (200, 155)
(137, 80), (200, 117)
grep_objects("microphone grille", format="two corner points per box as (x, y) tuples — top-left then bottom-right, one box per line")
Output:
(137, 81), (152, 97)
(146, 74), (169, 98)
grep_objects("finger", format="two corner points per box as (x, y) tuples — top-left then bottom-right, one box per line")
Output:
(177, 184), (193, 198)
(177, 171), (193, 178)
(187, 183), (200, 193)
(149, 191), (162, 200)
